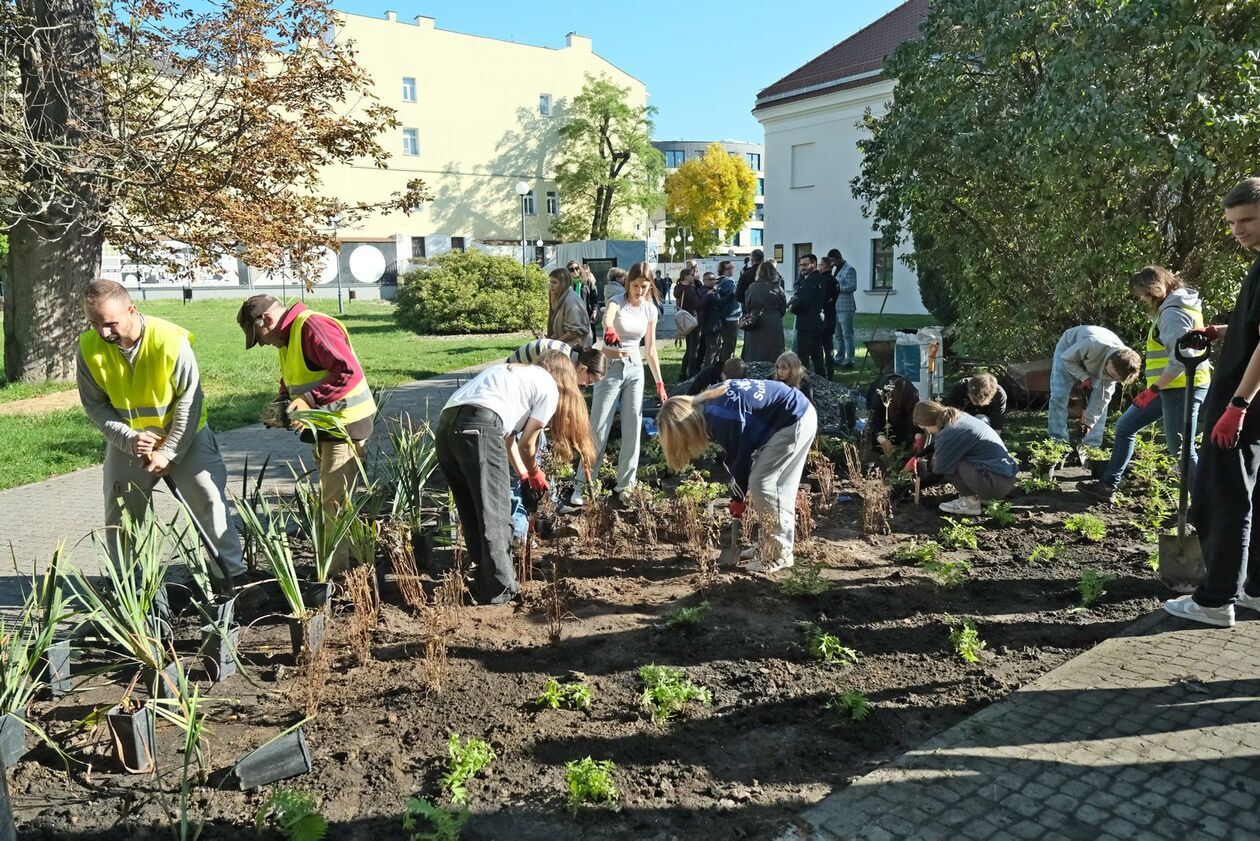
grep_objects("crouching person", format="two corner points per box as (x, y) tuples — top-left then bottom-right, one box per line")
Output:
(908, 401), (1018, 516)
(436, 350), (594, 604)
(658, 379), (817, 573)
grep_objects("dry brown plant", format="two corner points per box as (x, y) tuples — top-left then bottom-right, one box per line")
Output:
(841, 442), (893, 537)
(291, 620), (333, 718)
(383, 521), (427, 612)
(543, 558), (576, 645)
(807, 449), (838, 515)
(796, 485), (816, 546)
(420, 571), (465, 692)
(345, 565), (379, 665)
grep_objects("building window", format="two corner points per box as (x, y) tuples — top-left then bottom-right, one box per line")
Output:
(539, 94), (552, 116)
(733, 232), (741, 247)
(794, 243), (813, 267)
(546, 191), (558, 215)
(664, 150), (685, 168)
(871, 238), (894, 290)
(750, 228), (763, 246)
(791, 142), (815, 188)
(411, 236), (426, 259)
(402, 77), (417, 102)
(450, 237), (465, 253)
(757, 178), (765, 196)
(746, 152), (761, 170)
(402, 128), (419, 156)
(773, 244), (784, 263)
(522, 190), (536, 216)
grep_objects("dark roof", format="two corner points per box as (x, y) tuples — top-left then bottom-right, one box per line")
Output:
(754, 0), (928, 110)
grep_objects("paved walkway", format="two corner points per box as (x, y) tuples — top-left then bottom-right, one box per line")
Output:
(788, 610), (1260, 840)
(0, 368), (485, 606)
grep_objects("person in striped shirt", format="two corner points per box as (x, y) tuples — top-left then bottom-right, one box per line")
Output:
(507, 339), (606, 386)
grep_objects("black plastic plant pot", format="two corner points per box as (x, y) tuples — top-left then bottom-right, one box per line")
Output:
(106, 703), (155, 774)
(412, 527), (437, 570)
(41, 639), (72, 698)
(288, 610), (327, 659)
(0, 714), (28, 770)
(199, 624), (241, 682)
(152, 660), (186, 700)
(300, 580), (332, 611)
(234, 727), (312, 791)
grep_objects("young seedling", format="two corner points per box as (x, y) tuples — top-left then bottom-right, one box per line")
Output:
(1065, 513), (1107, 543)
(983, 501), (1016, 527)
(535, 677), (593, 711)
(402, 797), (469, 841)
(441, 733), (497, 805)
(921, 557), (972, 588)
(802, 622), (859, 664)
(665, 601), (711, 629)
(638, 664), (712, 725)
(565, 757), (619, 814)
(890, 540), (941, 564)
(778, 562), (833, 597)
(1147, 550), (1160, 572)
(948, 617), (986, 664)
(254, 788), (327, 841)
(1017, 474), (1059, 493)
(1077, 568), (1112, 608)
(1027, 543), (1062, 565)
(937, 517), (983, 551)
(826, 688), (872, 722)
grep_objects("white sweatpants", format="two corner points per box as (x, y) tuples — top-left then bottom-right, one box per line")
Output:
(747, 405), (818, 563)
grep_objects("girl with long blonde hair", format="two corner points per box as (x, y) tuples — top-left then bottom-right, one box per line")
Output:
(773, 351), (813, 402)
(658, 377), (817, 572)
(547, 267), (592, 348)
(905, 400), (1017, 516)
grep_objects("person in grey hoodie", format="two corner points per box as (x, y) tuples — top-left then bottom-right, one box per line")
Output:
(1048, 325), (1142, 449)
(1079, 267), (1212, 502)
(905, 401), (1019, 516)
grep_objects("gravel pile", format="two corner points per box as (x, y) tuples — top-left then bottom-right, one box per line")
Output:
(671, 361), (861, 436)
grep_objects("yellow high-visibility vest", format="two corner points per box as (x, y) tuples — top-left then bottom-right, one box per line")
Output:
(280, 309), (375, 433)
(1146, 305), (1212, 389)
(79, 316), (207, 435)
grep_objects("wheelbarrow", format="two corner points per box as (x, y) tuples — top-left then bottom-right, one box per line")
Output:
(1158, 335), (1208, 592)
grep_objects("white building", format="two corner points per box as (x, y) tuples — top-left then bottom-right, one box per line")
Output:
(649, 139), (765, 258)
(752, 0), (928, 315)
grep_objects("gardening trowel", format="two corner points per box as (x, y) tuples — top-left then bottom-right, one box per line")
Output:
(718, 516), (743, 567)
(1158, 336), (1208, 592)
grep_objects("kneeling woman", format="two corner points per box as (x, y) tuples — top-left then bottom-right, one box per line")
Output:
(436, 350), (594, 604)
(908, 401), (1018, 516)
(658, 379), (817, 573)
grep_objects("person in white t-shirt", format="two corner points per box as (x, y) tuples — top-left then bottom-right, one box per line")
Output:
(566, 261), (667, 509)
(436, 350), (594, 604)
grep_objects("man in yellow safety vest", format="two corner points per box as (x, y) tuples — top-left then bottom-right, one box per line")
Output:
(237, 294), (376, 574)
(77, 280), (244, 582)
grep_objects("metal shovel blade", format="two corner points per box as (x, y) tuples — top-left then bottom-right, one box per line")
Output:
(718, 519), (743, 567)
(1158, 533), (1205, 594)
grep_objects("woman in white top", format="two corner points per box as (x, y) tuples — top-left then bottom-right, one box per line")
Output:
(437, 350), (594, 604)
(567, 262), (667, 508)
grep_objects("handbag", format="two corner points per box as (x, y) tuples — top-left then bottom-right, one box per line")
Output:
(738, 309), (763, 330)
(674, 309), (699, 337)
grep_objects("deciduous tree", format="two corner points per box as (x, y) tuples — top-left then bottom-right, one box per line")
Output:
(664, 143), (757, 259)
(853, 0), (1260, 360)
(0, 0), (428, 382)
(551, 74), (663, 243)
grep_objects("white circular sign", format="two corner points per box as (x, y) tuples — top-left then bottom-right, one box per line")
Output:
(348, 245), (386, 283)
(314, 246), (338, 285)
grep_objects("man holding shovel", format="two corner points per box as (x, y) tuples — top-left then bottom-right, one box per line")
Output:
(1165, 177), (1260, 627)
(77, 281), (244, 584)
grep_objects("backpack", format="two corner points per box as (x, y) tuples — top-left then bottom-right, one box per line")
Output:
(674, 308), (699, 337)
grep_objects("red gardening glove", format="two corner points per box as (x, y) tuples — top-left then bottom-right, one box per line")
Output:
(1132, 387), (1160, 409)
(522, 468), (549, 493)
(728, 500), (747, 519)
(1079, 378), (1093, 392)
(1182, 326), (1221, 350)
(903, 456), (920, 474)
(656, 381), (668, 404)
(1211, 405), (1247, 448)
(911, 433), (926, 455)
(603, 326), (621, 347)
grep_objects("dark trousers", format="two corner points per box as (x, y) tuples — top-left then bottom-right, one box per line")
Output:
(696, 331), (717, 376)
(822, 319), (837, 378)
(1191, 435), (1260, 607)
(716, 322), (739, 365)
(436, 406), (518, 604)
(794, 327), (829, 380)
(682, 330), (702, 379)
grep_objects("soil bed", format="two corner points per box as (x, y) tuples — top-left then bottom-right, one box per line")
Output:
(14, 463), (1163, 841)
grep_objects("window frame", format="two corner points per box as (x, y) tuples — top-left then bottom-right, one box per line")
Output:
(522, 190), (536, 216)
(539, 93), (552, 116)
(546, 191), (558, 216)
(746, 152), (761, 170)
(871, 238), (895, 290)
(401, 127), (419, 156)
(401, 77), (417, 103)
(664, 150), (685, 168)
(411, 236), (426, 259)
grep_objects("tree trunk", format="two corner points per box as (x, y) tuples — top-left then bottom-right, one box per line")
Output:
(4, 0), (108, 383)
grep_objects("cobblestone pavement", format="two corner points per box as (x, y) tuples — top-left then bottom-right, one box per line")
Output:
(0, 368), (483, 607)
(786, 610), (1260, 841)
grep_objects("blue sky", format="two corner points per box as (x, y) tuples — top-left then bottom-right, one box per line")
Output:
(335, 0), (906, 141)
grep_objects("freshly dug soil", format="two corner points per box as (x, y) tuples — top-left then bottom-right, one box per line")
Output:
(13, 465), (1163, 841)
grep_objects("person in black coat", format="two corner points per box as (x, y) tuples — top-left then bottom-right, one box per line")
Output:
(819, 254), (841, 380)
(736, 248), (764, 308)
(788, 253), (830, 379)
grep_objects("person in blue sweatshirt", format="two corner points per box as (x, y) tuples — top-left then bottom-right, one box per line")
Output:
(657, 379), (817, 573)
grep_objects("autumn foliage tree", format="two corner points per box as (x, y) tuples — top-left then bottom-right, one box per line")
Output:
(853, 0), (1260, 360)
(551, 74), (664, 242)
(665, 143), (757, 259)
(0, 0), (427, 382)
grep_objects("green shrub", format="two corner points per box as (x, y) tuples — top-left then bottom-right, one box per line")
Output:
(402, 797), (469, 841)
(802, 622), (860, 664)
(441, 733), (496, 805)
(937, 517), (982, 550)
(1065, 513), (1107, 543)
(1077, 568), (1112, 608)
(254, 788), (327, 841)
(921, 557), (972, 587)
(565, 757), (619, 813)
(638, 664), (711, 725)
(827, 688), (872, 722)
(394, 250), (548, 335)
(890, 540), (941, 563)
(665, 601), (711, 629)
(948, 617), (986, 664)
(536, 677), (593, 710)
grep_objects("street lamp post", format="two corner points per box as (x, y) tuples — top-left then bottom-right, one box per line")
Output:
(515, 181), (530, 266)
(330, 213), (344, 315)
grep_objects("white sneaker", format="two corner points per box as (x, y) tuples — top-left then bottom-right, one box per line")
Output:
(939, 497), (982, 516)
(1235, 592), (1260, 613)
(746, 556), (794, 574)
(1163, 595), (1235, 628)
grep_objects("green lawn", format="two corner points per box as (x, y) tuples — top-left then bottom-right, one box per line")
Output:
(0, 298), (528, 489)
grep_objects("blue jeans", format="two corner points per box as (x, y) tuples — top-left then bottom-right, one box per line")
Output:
(574, 357), (644, 495)
(1049, 338), (1110, 449)
(834, 310), (855, 364)
(1100, 385), (1206, 489)
(509, 430), (548, 540)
